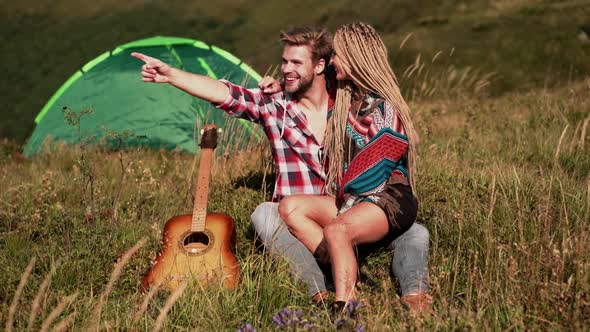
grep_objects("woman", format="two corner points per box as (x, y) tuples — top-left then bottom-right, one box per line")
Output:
(279, 22), (420, 311)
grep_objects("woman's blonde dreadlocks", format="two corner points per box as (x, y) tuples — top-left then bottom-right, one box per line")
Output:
(324, 22), (419, 197)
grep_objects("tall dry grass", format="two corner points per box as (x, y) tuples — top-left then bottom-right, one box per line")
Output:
(396, 33), (496, 101)
(1, 77), (589, 330)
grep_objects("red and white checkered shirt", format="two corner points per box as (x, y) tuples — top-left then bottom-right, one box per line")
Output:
(215, 80), (334, 202)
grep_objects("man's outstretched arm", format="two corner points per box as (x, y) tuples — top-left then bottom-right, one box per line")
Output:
(131, 52), (229, 104)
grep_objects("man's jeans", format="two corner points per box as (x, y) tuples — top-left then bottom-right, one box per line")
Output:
(251, 202), (430, 297)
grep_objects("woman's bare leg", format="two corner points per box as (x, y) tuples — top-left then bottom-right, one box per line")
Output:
(323, 202), (389, 302)
(278, 195), (338, 253)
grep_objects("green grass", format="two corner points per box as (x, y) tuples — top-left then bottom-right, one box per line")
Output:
(1, 76), (589, 330)
(1, 1), (589, 329)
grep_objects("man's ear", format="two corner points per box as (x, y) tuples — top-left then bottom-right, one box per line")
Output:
(314, 58), (326, 75)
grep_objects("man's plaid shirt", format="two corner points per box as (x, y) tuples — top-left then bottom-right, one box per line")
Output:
(214, 80), (334, 202)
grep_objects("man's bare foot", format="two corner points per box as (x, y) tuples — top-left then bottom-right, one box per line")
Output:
(400, 291), (433, 313)
(312, 289), (329, 306)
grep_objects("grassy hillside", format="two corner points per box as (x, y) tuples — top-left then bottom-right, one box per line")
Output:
(1, 75), (589, 330)
(1, 1), (589, 330)
(1, 0), (589, 142)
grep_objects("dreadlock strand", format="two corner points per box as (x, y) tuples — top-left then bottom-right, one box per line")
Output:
(324, 81), (352, 194)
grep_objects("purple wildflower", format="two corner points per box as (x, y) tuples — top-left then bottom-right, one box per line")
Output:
(272, 307), (304, 329)
(236, 322), (257, 332)
(272, 306), (319, 330)
(334, 318), (347, 329)
(332, 300), (365, 330)
(356, 322), (365, 332)
(346, 300), (364, 319)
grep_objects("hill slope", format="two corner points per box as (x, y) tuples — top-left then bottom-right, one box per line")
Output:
(1, 0), (589, 142)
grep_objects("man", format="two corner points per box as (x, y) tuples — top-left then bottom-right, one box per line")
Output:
(132, 26), (431, 311)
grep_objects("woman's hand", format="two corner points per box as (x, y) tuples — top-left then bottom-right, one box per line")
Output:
(258, 76), (283, 94)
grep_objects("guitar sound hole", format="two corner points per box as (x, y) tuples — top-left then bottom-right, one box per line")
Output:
(183, 232), (209, 253)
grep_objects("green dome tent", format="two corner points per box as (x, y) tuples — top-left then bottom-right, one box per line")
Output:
(24, 36), (263, 156)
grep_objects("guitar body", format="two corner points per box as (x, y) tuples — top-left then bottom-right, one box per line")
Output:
(142, 213), (240, 291)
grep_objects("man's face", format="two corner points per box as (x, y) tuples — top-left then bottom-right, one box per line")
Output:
(281, 45), (316, 95)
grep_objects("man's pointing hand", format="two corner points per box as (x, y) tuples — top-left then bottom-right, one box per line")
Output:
(131, 52), (173, 83)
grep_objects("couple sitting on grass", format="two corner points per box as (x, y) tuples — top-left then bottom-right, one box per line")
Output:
(133, 22), (431, 314)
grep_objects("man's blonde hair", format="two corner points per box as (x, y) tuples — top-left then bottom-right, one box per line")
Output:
(280, 27), (333, 65)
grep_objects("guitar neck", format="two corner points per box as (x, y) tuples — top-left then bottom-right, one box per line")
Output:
(191, 148), (213, 232)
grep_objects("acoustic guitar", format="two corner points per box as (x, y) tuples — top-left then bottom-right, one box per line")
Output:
(142, 125), (240, 291)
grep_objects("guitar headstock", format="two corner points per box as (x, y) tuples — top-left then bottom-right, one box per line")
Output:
(199, 125), (219, 150)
